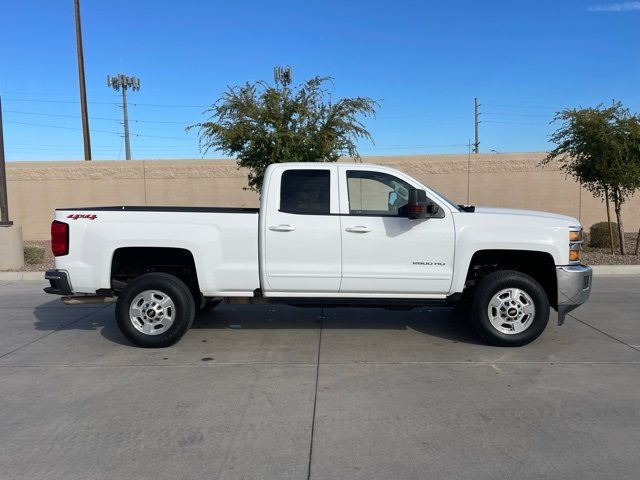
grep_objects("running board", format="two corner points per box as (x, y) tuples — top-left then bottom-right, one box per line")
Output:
(62, 295), (116, 305)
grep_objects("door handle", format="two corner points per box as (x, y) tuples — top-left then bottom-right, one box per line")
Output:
(269, 224), (296, 232)
(345, 226), (371, 233)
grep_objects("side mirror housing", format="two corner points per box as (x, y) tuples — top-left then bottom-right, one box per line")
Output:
(407, 189), (430, 219)
(407, 189), (440, 219)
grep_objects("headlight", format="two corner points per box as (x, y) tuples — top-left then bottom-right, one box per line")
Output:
(569, 226), (583, 263)
(569, 230), (583, 242)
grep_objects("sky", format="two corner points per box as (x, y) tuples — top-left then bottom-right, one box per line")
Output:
(0, 0), (639, 161)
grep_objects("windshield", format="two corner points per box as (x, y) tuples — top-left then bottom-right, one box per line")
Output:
(427, 187), (461, 211)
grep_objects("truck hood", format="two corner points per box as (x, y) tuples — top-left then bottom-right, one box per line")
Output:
(471, 206), (579, 225)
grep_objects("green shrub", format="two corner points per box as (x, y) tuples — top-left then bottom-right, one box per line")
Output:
(24, 246), (45, 265)
(589, 221), (619, 249)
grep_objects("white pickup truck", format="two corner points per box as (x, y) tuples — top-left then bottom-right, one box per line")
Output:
(45, 162), (592, 348)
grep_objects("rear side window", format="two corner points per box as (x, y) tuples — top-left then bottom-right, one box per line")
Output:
(280, 169), (330, 215)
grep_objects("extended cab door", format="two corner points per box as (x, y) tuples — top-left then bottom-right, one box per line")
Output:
(260, 165), (342, 294)
(338, 165), (455, 296)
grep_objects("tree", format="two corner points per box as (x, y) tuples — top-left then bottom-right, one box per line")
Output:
(542, 102), (640, 254)
(192, 76), (377, 192)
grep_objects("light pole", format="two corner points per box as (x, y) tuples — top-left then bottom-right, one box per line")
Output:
(107, 74), (140, 160)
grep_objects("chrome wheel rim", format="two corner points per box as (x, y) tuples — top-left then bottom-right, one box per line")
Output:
(129, 290), (175, 335)
(487, 288), (535, 335)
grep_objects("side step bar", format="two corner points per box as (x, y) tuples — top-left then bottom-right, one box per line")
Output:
(62, 296), (116, 305)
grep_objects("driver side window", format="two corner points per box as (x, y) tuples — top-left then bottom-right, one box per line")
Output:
(346, 170), (412, 216)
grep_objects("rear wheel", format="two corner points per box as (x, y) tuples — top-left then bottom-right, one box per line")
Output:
(116, 273), (195, 347)
(471, 270), (549, 347)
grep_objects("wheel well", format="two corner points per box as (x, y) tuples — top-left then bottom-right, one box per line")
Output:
(465, 250), (557, 308)
(110, 247), (200, 296)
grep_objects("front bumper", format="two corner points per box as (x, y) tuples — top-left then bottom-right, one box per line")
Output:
(44, 269), (73, 296)
(556, 264), (592, 325)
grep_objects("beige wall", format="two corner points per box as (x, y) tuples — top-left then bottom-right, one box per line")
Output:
(6, 152), (639, 240)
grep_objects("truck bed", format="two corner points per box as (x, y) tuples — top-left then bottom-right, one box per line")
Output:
(53, 207), (260, 296)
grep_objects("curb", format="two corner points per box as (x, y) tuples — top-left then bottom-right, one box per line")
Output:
(2, 265), (640, 282)
(0, 272), (47, 281)
(590, 265), (640, 275)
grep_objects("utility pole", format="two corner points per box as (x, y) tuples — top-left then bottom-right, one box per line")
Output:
(0, 93), (24, 271)
(466, 138), (472, 204)
(0, 96), (12, 226)
(474, 97), (481, 154)
(107, 74), (140, 160)
(74, 0), (92, 160)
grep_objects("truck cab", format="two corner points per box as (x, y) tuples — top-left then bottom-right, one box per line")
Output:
(260, 163), (454, 297)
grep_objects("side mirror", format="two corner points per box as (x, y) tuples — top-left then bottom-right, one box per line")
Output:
(407, 188), (430, 219)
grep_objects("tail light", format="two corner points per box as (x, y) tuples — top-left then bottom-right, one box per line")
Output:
(51, 221), (69, 257)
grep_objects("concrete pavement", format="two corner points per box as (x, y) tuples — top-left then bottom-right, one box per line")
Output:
(0, 277), (639, 480)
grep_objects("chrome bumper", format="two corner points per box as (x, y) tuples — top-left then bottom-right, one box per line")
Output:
(556, 264), (592, 325)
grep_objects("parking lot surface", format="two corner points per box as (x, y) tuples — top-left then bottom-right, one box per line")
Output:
(1, 276), (639, 480)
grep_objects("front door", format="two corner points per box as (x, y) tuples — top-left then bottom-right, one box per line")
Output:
(262, 167), (342, 294)
(339, 167), (455, 296)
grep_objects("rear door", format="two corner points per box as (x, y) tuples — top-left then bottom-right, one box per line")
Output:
(261, 166), (342, 294)
(338, 166), (455, 296)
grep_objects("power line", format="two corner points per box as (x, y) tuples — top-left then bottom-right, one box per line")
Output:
(483, 111), (552, 118)
(5, 110), (120, 121)
(2, 109), (467, 132)
(6, 140), (198, 147)
(481, 102), (640, 111)
(3, 97), (208, 108)
(0, 90), (218, 99)
(130, 133), (195, 141)
(5, 144), (154, 151)
(3, 98), (112, 105)
(130, 102), (206, 108)
(5, 120), (122, 135)
(5, 120), (196, 140)
(483, 120), (549, 126)
(483, 103), (560, 110)
(359, 143), (467, 150)
(4, 109), (194, 125)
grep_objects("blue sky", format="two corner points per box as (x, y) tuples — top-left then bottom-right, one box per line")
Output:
(1, 0), (639, 161)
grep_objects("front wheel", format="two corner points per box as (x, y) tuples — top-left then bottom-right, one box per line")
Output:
(116, 273), (196, 348)
(471, 270), (549, 347)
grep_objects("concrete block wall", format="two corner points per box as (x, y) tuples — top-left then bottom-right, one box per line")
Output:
(5, 153), (638, 240)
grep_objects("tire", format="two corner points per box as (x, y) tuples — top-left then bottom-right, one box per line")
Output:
(116, 273), (196, 348)
(197, 299), (221, 314)
(471, 270), (549, 347)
